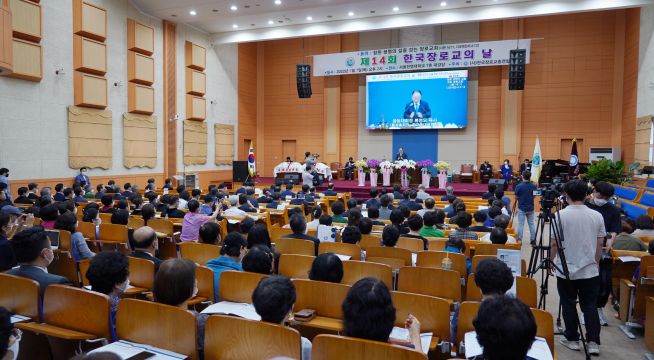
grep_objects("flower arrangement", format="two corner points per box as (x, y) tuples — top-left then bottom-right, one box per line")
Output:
(393, 159), (416, 170)
(435, 160), (451, 171)
(380, 160), (394, 170)
(367, 159), (381, 170)
(354, 159), (368, 168)
(416, 159), (434, 168)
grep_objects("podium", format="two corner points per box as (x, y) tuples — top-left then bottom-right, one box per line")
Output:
(390, 168), (423, 186)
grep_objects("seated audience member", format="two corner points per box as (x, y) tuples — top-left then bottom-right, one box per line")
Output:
(281, 214), (320, 255)
(342, 226), (362, 245)
(443, 196), (458, 218)
(489, 228), (509, 245)
(419, 210), (445, 238)
(144, 191), (158, 208)
(200, 195), (215, 215)
(614, 219), (648, 251)
(0, 213), (17, 271)
(223, 197), (248, 217)
(62, 188), (74, 201)
(378, 194), (394, 220)
(633, 215), (654, 237)
(400, 214), (429, 250)
(257, 188), (272, 204)
(176, 185), (189, 209)
(199, 222), (222, 245)
(141, 204), (156, 226)
(55, 212), (94, 260)
(39, 204), (59, 229)
(443, 238), (472, 275)
(280, 183), (296, 200)
(391, 184), (403, 200)
(130, 226), (162, 272)
(111, 209), (130, 225)
(366, 189), (381, 209)
(480, 215), (517, 243)
(56, 200), (75, 215)
(473, 295), (537, 360)
(82, 207), (101, 227)
(449, 212), (479, 241)
(331, 201), (348, 224)
(343, 199), (360, 217)
(145, 178), (156, 191)
(306, 207), (322, 229)
(242, 244), (274, 275)
(156, 194), (170, 213)
(358, 217), (373, 235)
(448, 201), (467, 224)
(382, 225), (400, 247)
(181, 199), (222, 242)
(252, 276), (312, 360)
(165, 196), (186, 218)
(470, 210), (493, 232)
(162, 178), (173, 190)
(239, 218), (255, 237)
(207, 232), (247, 299)
(482, 183), (497, 200)
(244, 188), (259, 208)
(8, 226), (71, 296)
(398, 191), (411, 208)
(94, 184), (105, 200)
(346, 208), (363, 228)
(433, 209), (450, 231)
(319, 215), (333, 226)
(73, 187), (87, 203)
(309, 253), (344, 283)
(247, 223), (272, 249)
(13, 187), (33, 205)
(266, 192), (282, 209)
(0, 306), (20, 360)
(238, 194), (257, 213)
(494, 189), (512, 215)
(441, 186), (455, 201)
(342, 277), (422, 352)
(86, 251), (129, 340)
(404, 191), (423, 211)
(322, 183), (338, 197)
(417, 198), (435, 217)
(191, 188), (201, 202)
(130, 197), (144, 216)
(53, 183), (66, 202)
(366, 206), (385, 226)
(484, 205), (503, 227)
(416, 184), (430, 201)
(389, 208), (409, 234)
(0, 184), (11, 209)
(99, 195), (115, 213)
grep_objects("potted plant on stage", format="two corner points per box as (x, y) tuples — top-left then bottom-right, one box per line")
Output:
(380, 160), (394, 187)
(394, 159), (416, 188)
(435, 161), (451, 190)
(416, 159), (434, 189)
(354, 159), (368, 187)
(367, 159), (381, 188)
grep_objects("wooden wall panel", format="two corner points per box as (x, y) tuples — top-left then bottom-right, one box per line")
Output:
(73, 35), (106, 75)
(128, 82), (154, 115)
(123, 113), (157, 168)
(237, 43), (257, 161)
(185, 95), (206, 120)
(73, 0), (106, 42)
(127, 50), (154, 85)
(215, 124), (235, 166)
(7, 38), (40, 81)
(185, 68), (206, 96)
(127, 19), (153, 56)
(621, 8), (639, 165)
(339, 33), (359, 162)
(185, 41), (205, 70)
(163, 20), (176, 178)
(68, 106), (112, 169)
(183, 120), (207, 165)
(9, 0), (41, 43)
(0, 0), (12, 75)
(74, 71), (107, 109)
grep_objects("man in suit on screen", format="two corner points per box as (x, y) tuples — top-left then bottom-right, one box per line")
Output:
(403, 90), (431, 122)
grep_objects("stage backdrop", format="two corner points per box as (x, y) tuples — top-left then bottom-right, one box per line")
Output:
(392, 130), (438, 172)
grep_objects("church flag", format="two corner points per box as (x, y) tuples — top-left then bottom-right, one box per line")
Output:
(530, 137), (542, 183)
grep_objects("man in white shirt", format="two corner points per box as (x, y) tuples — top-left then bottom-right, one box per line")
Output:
(551, 180), (605, 356)
(416, 184), (430, 201)
(223, 197), (247, 217)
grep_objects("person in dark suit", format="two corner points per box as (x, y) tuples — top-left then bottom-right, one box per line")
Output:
(403, 90), (431, 121)
(94, 184), (105, 200)
(406, 191), (424, 211)
(479, 161), (493, 179)
(7, 226), (71, 297)
(130, 226), (162, 272)
(266, 192), (282, 209)
(500, 159), (513, 189)
(323, 183), (338, 196)
(280, 183), (296, 200)
(74, 167), (91, 191)
(238, 194), (258, 213)
(344, 157), (356, 180)
(13, 187), (34, 205)
(27, 183), (39, 201)
(53, 183), (66, 202)
(519, 159), (532, 174)
(365, 189), (381, 209)
(395, 147), (409, 161)
(245, 188), (259, 208)
(280, 213), (320, 255)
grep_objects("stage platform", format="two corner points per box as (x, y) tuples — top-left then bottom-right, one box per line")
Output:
(256, 177), (490, 200)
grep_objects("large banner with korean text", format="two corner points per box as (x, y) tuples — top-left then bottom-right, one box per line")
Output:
(313, 39), (532, 76)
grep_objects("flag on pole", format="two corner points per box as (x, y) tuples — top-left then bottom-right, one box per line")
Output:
(530, 137), (542, 183)
(568, 138), (579, 177)
(248, 141), (256, 177)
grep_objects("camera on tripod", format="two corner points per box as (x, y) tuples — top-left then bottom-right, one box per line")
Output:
(539, 183), (560, 211)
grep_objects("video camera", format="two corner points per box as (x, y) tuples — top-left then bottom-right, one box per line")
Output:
(539, 183), (560, 212)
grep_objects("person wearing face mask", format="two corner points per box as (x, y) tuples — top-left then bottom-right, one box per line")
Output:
(130, 226), (162, 273)
(0, 213), (17, 272)
(500, 159), (513, 189)
(585, 181), (621, 327)
(85, 251), (130, 341)
(7, 226), (72, 298)
(0, 307), (21, 360)
(74, 167), (91, 192)
(0, 168), (10, 201)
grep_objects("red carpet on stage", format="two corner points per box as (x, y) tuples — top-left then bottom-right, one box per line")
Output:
(256, 177), (489, 199)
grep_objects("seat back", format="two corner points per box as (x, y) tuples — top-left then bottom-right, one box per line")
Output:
(319, 242), (362, 260)
(531, 308), (554, 352)
(127, 217), (144, 229)
(359, 235), (381, 250)
(98, 213), (113, 224)
(77, 221), (97, 240)
(397, 267), (461, 301)
(342, 260), (393, 289)
(473, 242), (520, 256)
(416, 251), (467, 278)
(397, 237), (424, 252)
(43, 284), (110, 339)
(180, 242), (221, 265)
(365, 257), (406, 271)
(0, 273), (40, 320)
(204, 315), (302, 360)
(271, 227), (294, 240)
(147, 218), (175, 236)
(293, 279), (351, 319)
(366, 246), (412, 266)
(465, 274), (537, 308)
(278, 254), (314, 279)
(128, 256), (155, 291)
(274, 237), (315, 256)
(79, 258), (91, 286)
(456, 301), (481, 343)
(427, 238), (448, 251)
(392, 291), (450, 343)
(98, 223), (129, 243)
(219, 271), (268, 303)
(116, 299), (198, 360)
(312, 334), (427, 360)
(196, 265), (215, 302)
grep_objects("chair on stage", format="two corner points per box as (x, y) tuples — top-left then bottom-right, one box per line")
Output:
(330, 162), (342, 180)
(460, 164), (474, 183)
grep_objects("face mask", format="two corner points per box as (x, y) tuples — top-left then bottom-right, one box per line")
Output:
(44, 248), (54, 266)
(595, 197), (608, 206)
(117, 279), (130, 293)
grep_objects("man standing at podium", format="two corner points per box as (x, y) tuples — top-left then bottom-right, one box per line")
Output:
(395, 147), (408, 161)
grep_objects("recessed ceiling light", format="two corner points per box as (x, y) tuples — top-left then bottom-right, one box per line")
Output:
(230, 5), (238, 11)
(268, 20), (274, 25)
(392, 6), (399, 12)
(440, 1), (447, 6)
(189, 10), (197, 15)
(348, 11), (354, 16)
(306, 16), (312, 21)
(274, 0), (282, 4)
(232, 24), (238, 28)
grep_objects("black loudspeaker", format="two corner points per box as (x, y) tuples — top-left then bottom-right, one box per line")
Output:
(488, 178), (505, 191)
(296, 64), (312, 98)
(509, 49), (526, 90)
(233, 161), (249, 183)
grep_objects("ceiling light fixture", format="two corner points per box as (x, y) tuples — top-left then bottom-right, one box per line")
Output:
(306, 16), (312, 21)
(274, 0), (282, 4)
(268, 20), (274, 24)
(189, 10), (197, 15)
(392, 6), (399, 12)
(440, 1), (447, 6)
(230, 5), (238, 11)
(348, 11), (354, 16)
(232, 24), (238, 28)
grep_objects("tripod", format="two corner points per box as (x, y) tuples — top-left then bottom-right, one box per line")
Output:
(527, 203), (591, 360)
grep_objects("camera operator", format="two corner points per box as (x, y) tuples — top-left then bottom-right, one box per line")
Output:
(585, 181), (621, 326)
(514, 170), (537, 244)
(551, 179), (606, 355)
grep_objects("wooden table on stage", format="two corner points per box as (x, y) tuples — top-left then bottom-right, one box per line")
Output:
(390, 168), (422, 186)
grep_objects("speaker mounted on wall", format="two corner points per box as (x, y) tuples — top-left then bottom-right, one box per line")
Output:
(296, 64), (312, 98)
(508, 49), (526, 91)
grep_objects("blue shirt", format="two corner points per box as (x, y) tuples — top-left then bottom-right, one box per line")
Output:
(206, 256), (243, 301)
(443, 246), (472, 276)
(199, 204), (213, 215)
(514, 181), (537, 212)
(0, 175), (10, 199)
(75, 174), (90, 186)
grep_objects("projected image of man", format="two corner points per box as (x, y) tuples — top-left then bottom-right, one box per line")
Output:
(403, 90), (431, 122)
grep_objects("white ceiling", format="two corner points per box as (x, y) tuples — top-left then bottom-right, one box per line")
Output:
(130, 0), (653, 43)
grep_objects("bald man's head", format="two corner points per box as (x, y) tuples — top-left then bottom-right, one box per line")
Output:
(133, 226), (157, 250)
